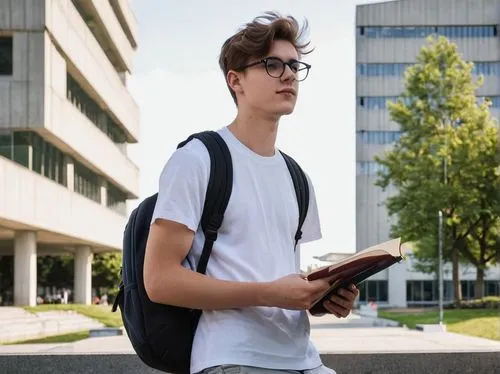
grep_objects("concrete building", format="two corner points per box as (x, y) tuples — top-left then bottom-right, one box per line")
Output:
(354, 0), (500, 307)
(0, 0), (139, 306)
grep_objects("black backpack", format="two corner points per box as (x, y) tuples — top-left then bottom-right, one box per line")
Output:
(112, 130), (310, 374)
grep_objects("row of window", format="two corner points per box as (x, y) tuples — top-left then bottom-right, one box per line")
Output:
(357, 62), (500, 77)
(357, 280), (500, 304)
(0, 131), (66, 186)
(357, 25), (498, 39)
(357, 96), (405, 109)
(357, 96), (500, 110)
(66, 74), (128, 145)
(407, 280), (499, 304)
(0, 36), (12, 75)
(0, 131), (128, 215)
(357, 131), (402, 145)
(357, 161), (387, 176)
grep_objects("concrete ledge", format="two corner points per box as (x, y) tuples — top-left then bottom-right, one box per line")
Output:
(416, 323), (447, 332)
(0, 352), (498, 374)
(88, 328), (124, 338)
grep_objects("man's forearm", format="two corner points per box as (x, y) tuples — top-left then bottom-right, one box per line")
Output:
(146, 265), (271, 310)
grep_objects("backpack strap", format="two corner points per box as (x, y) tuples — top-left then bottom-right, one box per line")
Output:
(177, 131), (233, 274)
(279, 151), (310, 250)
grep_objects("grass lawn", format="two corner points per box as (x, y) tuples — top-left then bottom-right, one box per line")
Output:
(23, 304), (123, 328)
(9, 331), (90, 345)
(378, 308), (500, 341)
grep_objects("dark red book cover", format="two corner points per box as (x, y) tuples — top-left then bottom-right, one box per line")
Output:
(306, 238), (407, 315)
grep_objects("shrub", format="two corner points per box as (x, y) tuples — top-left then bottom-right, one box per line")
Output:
(445, 296), (500, 309)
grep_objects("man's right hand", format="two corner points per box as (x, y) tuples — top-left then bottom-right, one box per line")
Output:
(261, 273), (332, 310)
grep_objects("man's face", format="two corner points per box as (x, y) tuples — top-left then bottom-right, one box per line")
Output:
(232, 40), (306, 117)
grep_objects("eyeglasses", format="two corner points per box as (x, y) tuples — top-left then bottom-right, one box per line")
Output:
(239, 57), (311, 82)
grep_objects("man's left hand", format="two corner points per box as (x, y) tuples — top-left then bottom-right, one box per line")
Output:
(322, 284), (359, 318)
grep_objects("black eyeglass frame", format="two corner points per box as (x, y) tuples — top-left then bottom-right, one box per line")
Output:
(238, 56), (312, 81)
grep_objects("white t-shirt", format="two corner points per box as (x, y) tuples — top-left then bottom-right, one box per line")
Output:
(151, 126), (323, 373)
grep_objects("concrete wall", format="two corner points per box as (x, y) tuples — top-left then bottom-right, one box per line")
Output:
(356, 0), (500, 25)
(110, 0), (139, 48)
(0, 352), (498, 374)
(0, 0), (45, 30)
(0, 31), (45, 132)
(0, 157), (127, 250)
(87, 0), (135, 72)
(356, 175), (397, 251)
(45, 0), (139, 141)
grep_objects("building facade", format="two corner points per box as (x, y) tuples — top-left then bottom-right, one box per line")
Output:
(355, 0), (500, 306)
(0, 0), (139, 306)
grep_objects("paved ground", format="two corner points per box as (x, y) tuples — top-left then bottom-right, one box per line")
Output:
(310, 314), (500, 354)
(1, 313), (499, 355)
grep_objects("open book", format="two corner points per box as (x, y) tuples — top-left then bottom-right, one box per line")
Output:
(306, 238), (409, 315)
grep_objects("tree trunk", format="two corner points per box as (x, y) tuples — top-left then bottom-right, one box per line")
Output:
(475, 266), (485, 299)
(452, 247), (462, 303)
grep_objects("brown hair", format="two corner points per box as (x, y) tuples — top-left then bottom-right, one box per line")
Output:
(218, 11), (313, 104)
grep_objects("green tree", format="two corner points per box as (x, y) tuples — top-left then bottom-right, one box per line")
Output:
(37, 255), (74, 289)
(92, 252), (122, 297)
(375, 35), (499, 302)
(0, 256), (14, 304)
(35, 251), (122, 302)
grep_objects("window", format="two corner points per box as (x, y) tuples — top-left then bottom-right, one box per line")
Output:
(0, 132), (12, 159)
(67, 73), (128, 148)
(357, 63), (411, 77)
(461, 280), (475, 300)
(357, 96), (399, 109)
(356, 131), (402, 144)
(26, 132), (65, 185)
(358, 280), (388, 303)
(74, 160), (101, 204)
(0, 36), (13, 75)
(472, 62), (500, 76)
(107, 182), (128, 216)
(407, 280), (456, 305)
(358, 96), (413, 110)
(13, 132), (31, 168)
(356, 161), (387, 176)
(485, 281), (500, 297)
(358, 26), (497, 39)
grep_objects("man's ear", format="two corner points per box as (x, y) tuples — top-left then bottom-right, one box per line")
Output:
(227, 70), (243, 95)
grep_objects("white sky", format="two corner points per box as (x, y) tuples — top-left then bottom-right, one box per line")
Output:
(126, 0), (380, 268)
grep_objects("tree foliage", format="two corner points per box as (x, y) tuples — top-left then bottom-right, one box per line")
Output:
(375, 36), (500, 300)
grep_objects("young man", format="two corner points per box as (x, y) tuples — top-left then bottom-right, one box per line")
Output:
(144, 12), (358, 374)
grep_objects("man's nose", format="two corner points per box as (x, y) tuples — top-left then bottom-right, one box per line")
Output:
(281, 64), (295, 81)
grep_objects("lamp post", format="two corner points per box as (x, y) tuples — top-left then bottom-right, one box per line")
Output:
(435, 58), (448, 326)
(438, 119), (447, 325)
(438, 209), (444, 325)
